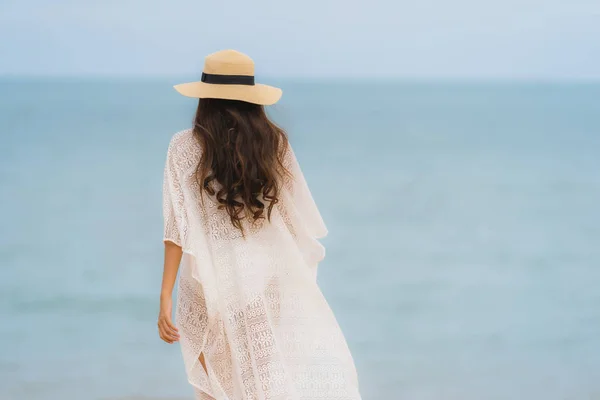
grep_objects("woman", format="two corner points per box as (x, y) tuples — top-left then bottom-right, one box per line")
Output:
(159, 49), (361, 400)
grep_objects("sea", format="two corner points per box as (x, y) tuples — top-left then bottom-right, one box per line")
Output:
(1, 78), (599, 400)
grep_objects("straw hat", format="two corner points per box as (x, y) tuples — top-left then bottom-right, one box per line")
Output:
(173, 50), (282, 106)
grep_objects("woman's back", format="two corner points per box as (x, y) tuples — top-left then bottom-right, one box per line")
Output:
(164, 126), (325, 246)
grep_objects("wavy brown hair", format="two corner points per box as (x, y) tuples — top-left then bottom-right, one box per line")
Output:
(192, 98), (289, 232)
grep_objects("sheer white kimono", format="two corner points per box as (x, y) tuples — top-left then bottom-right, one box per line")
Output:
(163, 129), (361, 400)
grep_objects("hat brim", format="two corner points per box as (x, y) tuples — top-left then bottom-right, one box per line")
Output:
(173, 81), (282, 106)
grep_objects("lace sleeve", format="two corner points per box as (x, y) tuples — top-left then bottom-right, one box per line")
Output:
(281, 145), (328, 239)
(163, 138), (186, 247)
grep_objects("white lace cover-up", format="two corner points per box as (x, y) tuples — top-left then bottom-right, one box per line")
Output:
(163, 129), (361, 400)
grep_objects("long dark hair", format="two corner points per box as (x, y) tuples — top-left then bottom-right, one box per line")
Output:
(193, 98), (289, 232)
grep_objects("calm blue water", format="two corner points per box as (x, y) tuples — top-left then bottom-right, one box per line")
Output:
(1, 79), (600, 400)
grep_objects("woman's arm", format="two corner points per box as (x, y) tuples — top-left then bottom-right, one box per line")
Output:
(157, 241), (182, 343)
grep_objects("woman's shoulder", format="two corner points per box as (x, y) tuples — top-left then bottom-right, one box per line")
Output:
(166, 128), (201, 170)
(168, 128), (196, 152)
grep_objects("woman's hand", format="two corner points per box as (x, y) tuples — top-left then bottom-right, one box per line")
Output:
(159, 241), (183, 344)
(158, 296), (179, 343)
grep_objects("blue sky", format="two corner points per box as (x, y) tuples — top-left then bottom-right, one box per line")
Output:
(0, 0), (598, 79)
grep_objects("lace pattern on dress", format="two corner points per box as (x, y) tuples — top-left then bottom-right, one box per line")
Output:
(163, 129), (361, 400)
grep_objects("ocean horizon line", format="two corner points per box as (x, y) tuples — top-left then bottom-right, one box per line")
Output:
(1, 74), (600, 86)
